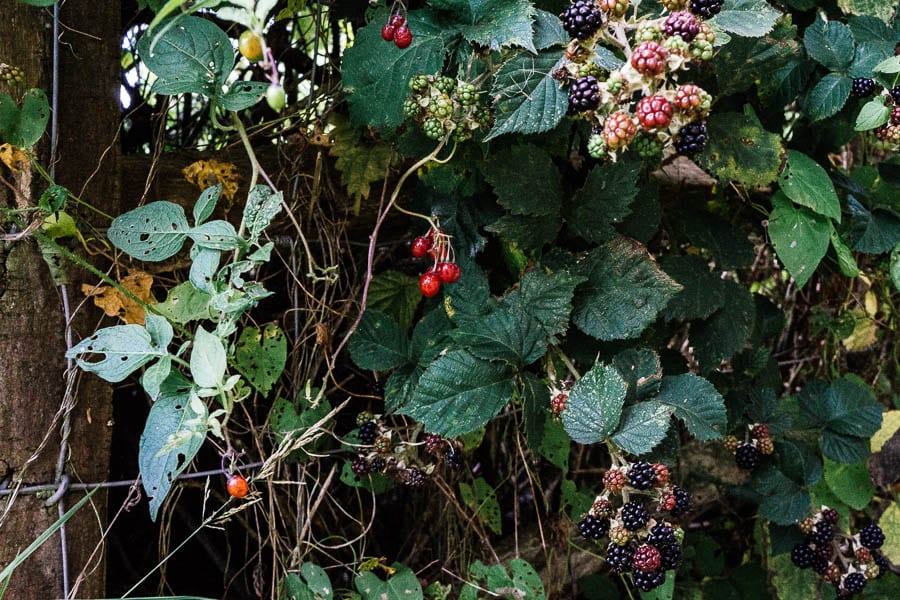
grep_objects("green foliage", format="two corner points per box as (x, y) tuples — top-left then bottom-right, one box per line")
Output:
(233, 324), (287, 394)
(714, 0), (781, 38)
(355, 564), (423, 600)
(459, 477), (502, 534)
(349, 310), (410, 371)
(562, 362), (626, 444)
(768, 192), (831, 288)
(460, 559), (546, 600)
(701, 108), (783, 186)
(0, 88), (50, 147)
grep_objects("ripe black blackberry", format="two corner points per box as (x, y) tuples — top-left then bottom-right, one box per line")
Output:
(568, 75), (601, 113)
(891, 85), (900, 105)
(873, 550), (890, 576)
(851, 77), (876, 98)
(351, 458), (371, 476)
(647, 523), (676, 547)
(369, 457), (386, 472)
(621, 500), (651, 531)
(791, 544), (815, 568)
(562, 0), (605, 40)
(674, 122), (708, 156)
(664, 11), (700, 42)
(605, 543), (635, 572)
(805, 522), (834, 547)
(670, 486), (691, 517)
(579, 515), (611, 540)
(402, 466), (427, 487)
(842, 572), (867, 594)
(689, 0), (724, 18)
(632, 567), (666, 591)
(821, 508), (840, 525)
(735, 442), (761, 470)
(812, 556), (830, 575)
(444, 447), (463, 470)
(627, 461), (656, 490)
(370, 381), (385, 397)
(659, 541), (682, 570)
(358, 421), (378, 445)
(859, 524), (885, 549)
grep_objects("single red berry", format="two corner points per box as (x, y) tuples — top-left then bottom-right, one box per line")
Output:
(411, 235), (432, 258)
(436, 261), (461, 284)
(550, 392), (568, 417)
(226, 474), (249, 498)
(381, 23), (395, 41)
(751, 423), (770, 440)
(631, 41), (668, 76)
(652, 463), (670, 486)
(635, 95), (673, 130)
(394, 25), (413, 49)
(631, 544), (662, 572)
(419, 271), (441, 297)
(390, 14), (406, 27)
(601, 111), (637, 149)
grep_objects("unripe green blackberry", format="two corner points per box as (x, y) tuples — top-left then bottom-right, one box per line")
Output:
(356, 411), (375, 427)
(451, 125), (473, 143)
(723, 435), (739, 453)
(661, 0), (688, 9)
(690, 39), (714, 61)
(635, 21), (663, 43)
(454, 82), (478, 106)
(434, 76), (456, 95)
(664, 35), (690, 56)
(577, 61), (602, 78)
(430, 94), (453, 119)
(608, 524), (632, 545)
(587, 133), (607, 158)
(409, 74), (430, 92)
(599, 0), (629, 18)
(606, 71), (623, 94)
(423, 117), (445, 139)
(473, 106), (493, 127)
(403, 97), (422, 119)
(0, 64), (25, 84)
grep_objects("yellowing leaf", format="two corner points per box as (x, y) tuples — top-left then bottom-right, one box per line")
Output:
(872, 410), (900, 453)
(182, 159), (240, 201)
(840, 309), (878, 352)
(328, 116), (392, 209)
(0, 143), (29, 172)
(82, 271), (155, 325)
(878, 501), (900, 564)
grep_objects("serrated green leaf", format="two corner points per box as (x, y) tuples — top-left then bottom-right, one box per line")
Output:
(243, 185), (283, 242)
(713, 0), (781, 38)
(399, 350), (515, 437)
(190, 326), (226, 388)
(342, 9), (446, 130)
(770, 551), (819, 599)
(108, 201), (191, 261)
(444, 257), (494, 325)
(714, 17), (800, 98)
(452, 306), (547, 366)
(355, 564), (423, 600)
(768, 191), (831, 288)
(340, 459), (393, 493)
(504, 268), (586, 340)
(758, 58), (816, 111)
(660, 255), (726, 322)
(410, 307), (453, 367)
(384, 365), (421, 413)
(753, 466), (812, 525)
(802, 73), (852, 123)
(348, 310), (410, 372)
(565, 161), (640, 244)
(613, 348), (662, 401)
(855, 97), (891, 131)
(890, 243), (900, 291)
(509, 559), (546, 600)
(848, 197), (900, 254)
(691, 280), (755, 370)
(839, 0), (897, 25)
(572, 237), (681, 341)
(803, 17), (855, 71)
(485, 213), (561, 252)
(562, 362), (627, 444)
(367, 271), (421, 331)
(67, 324), (169, 383)
(611, 401), (672, 456)
(233, 324), (286, 394)
(483, 144), (561, 217)
(821, 430), (871, 463)
(823, 458), (875, 510)
(656, 374), (727, 441)
(778, 151), (842, 221)
(700, 108), (783, 187)
(485, 50), (568, 141)
(830, 223), (860, 277)
(459, 478), (502, 534)
(673, 210), (755, 270)
(138, 16), (233, 97)
(533, 9), (567, 50)
(458, 0), (535, 53)
(139, 390), (207, 521)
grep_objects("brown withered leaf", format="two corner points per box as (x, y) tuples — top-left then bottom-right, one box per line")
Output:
(182, 159), (240, 201)
(82, 270), (155, 325)
(0, 143), (30, 172)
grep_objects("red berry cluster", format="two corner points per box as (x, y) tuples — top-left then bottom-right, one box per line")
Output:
(791, 507), (890, 596)
(577, 460), (690, 593)
(381, 9), (412, 49)
(411, 226), (461, 297)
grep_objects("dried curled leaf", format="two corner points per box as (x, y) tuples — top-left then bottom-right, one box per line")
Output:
(182, 159), (240, 201)
(82, 270), (155, 325)
(0, 143), (29, 172)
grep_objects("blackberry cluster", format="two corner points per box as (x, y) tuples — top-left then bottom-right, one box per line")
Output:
(621, 500), (650, 531)
(669, 486), (691, 517)
(578, 515), (611, 540)
(689, 0), (724, 19)
(562, 0), (605, 40)
(674, 122), (708, 156)
(404, 74), (491, 141)
(851, 77), (876, 98)
(569, 75), (601, 112)
(627, 461), (657, 490)
(0, 63), (25, 84)
(734, 442), (761, 470)
(358, 421), (378, 445)
(791, 507), (889, 596)
(663, 11), (700, 42)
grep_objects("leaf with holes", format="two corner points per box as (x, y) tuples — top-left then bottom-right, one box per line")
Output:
(139, 389), (208, 521)
(244, 185), (283, 243)
(219, 80), (268, 111)
(459, 478), (502, 534)
(188, 220), (245, 251)
(562, 362), (627, 444)
(108, 201), (191, 261)
(66, 324), (169, 383)
(233, 324), (287, 394)
(355, 564), (423, 600)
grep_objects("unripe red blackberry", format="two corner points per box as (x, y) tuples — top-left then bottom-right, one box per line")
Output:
(652, 463), (670, 486)
(856, 547), (871, 563)
(636, 95), (674, 130)
(561, 1), (605, 40)
(351, 458), (371, 475)
(550, 392), (568, 416)
(601, 112), (637, 149)
(591, 497), (614, 518)
(735, 442), (761, 470)
(751, 423), (770, 440)
(598, 0), (629, 18)
(664, 11), (700, 42)
(603, 467), (627, 493)
(631, 41), (667, 76)
(876, 123), (900, 144)
(401, 466), (427, 487)
(631, 544), (662, 571)
(424, 433), (444, 456)
(568, 75), (601, 112)
(689, 0), (724, 19)
(673, 84), (711, 118)
(891, 106), (900, 125)
(823, 564), (841, 583)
